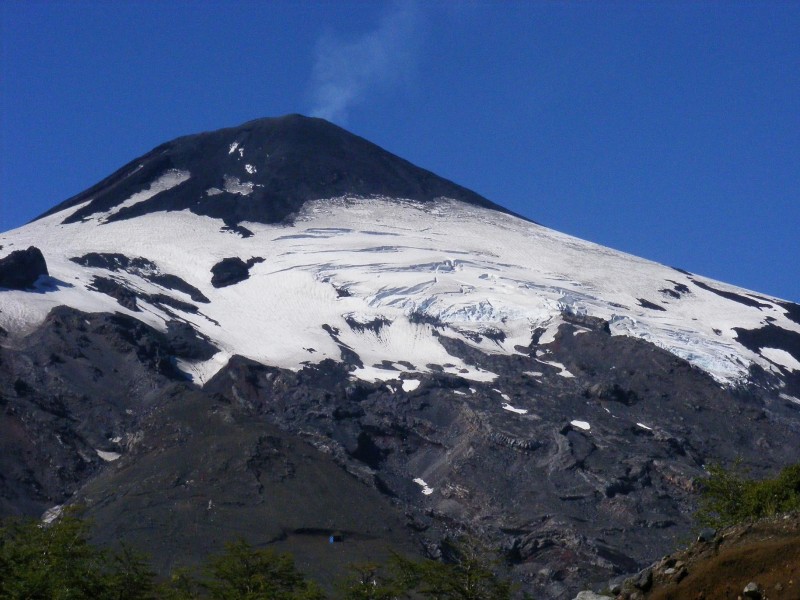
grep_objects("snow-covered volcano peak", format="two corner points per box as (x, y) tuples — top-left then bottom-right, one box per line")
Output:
(36, 114), (508, 229)
(2, 118), (799, 402)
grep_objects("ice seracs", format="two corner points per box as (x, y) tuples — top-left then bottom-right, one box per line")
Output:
(0, 192), (798, 391)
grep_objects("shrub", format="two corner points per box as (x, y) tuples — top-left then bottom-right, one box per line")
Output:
(201, 539), (325, 600)
(0, 510), (155, 599)
(696, 460), (800, 528)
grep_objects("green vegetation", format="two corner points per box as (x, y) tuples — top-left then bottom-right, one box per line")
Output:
(336, 537), (514, 600)
(0, 514), (514, 599)
(200, 540), (325, 600)
(0, 510), (156, 599)
(696, 460), (800, 528)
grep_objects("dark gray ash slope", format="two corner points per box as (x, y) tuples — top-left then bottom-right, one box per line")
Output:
(39, 114), (511, 227)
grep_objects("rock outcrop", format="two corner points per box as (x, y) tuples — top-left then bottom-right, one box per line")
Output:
(0, 246), (48, 290)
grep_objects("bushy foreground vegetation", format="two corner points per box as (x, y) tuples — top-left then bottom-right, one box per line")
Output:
(0, 511), (514, 599)
(696, 460), (800, 528)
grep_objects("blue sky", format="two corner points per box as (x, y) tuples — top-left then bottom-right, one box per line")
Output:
(1, 1), (798, 302)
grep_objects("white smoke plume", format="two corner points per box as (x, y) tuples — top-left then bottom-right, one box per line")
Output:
(309, 2), (420, 123)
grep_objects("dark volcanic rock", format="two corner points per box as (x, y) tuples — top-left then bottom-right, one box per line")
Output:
(0, 246), (49, 290)
(638, 298), (667, 311)
(77, 387), (421, 581)
(70, 252), (150, 272)
(164, 320), (217, 361)
(0, 307), (200, 517)
(38, 114), (516, 228)
(71, 252), (209, 302)
(89, 276), (140, 311)
(4, 307), (800, 597)
(692, 279), (772, 309)
(194, 325), (799, 596)
(210, 256), (265, 288)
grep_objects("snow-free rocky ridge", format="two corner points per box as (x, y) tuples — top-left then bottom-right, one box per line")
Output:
(1, 114), (799, 598)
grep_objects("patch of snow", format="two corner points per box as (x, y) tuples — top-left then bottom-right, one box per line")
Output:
(41, 505), (64, 524)
(103, 169), (190, 221)
(223, 175), (254, 196)
(538, 359), (575, 378)
(413, 477), (434, 495)
(502, 403), (528, 414)
(493, 389), (511, 402)
(780, 393), (800, 406)
(570, 420), (590, 431)
(401, 379), (420, 392)
(96, 449), (121, 462)
(176, 352), (231, 386)
(206, 187), (223, 196)
(245, 164), (257, 174)
(636, 422), (653, 431)
(454, 390), (467, 396)
(537, 318), (563, 345)
(761, 347), (800, 372)
(228, 142), (239, 155)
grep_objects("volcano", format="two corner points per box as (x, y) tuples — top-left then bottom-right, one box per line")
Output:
(1, 115), (799, 598)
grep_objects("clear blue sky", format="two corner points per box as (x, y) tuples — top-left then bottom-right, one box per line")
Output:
(1, 1), (798, 302)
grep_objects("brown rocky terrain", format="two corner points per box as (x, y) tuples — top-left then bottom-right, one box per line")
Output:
(612, 513), (800, 600)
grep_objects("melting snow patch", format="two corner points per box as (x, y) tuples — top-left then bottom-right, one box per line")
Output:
(636, 422), (653, 431)
(96, 449), (121, 462)
(570, 420), (590, 431)
(454, 390), (467, 396)
(761, 348), (800, 372)
(206, 187), (223, 196)
(401, 379), (420, 392)
(779, 393), (800, 406)
(538, 359), (575, 378)
(42, 505), (64, 524)
(502, 403), (528, 414)
(223, 176), (254, 196)
(493, 389), (511, 402)
(245, 164), (257, 174)
(228, 142), (239, 155)
(413, 478), (434, 495)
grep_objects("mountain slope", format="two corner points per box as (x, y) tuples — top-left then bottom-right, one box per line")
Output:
(38, 114), (508, 228)
(1, 115), (799, 598)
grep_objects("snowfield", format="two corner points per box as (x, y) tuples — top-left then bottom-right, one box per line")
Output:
(0, 192), (797, 387)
